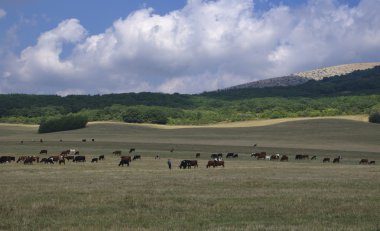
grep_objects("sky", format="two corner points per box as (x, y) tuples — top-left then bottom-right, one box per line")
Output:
(0, 0), (379, 96)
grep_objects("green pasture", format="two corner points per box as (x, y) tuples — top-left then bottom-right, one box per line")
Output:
(0, 118), (379, 230)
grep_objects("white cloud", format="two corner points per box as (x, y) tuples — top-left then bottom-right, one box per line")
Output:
(2, 0), (380, 95)
(0, 9), (6, 19)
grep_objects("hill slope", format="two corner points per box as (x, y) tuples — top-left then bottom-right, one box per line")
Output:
(228, 62), (380, 89)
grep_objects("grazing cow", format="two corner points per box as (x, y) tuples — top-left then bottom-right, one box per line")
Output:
(82, 139), (86, 142)
(0, 156), (15, 163)
(120, 156), (132, 162)
(252, 152), (266, 160)
(270, 154), (280, 160)
(369, 161), (376, 165)
(91, 158), (98, 163)
(61, 150), (70, 156)
(119, 159), (129, 166)
(323, 158), (330, 163)
(133, 155), (141, 161)
(295, 154), (309, 160)
(280, 155), (288, 161)
(73, 156), (86, 162)
(46, 157), (54, 164)
(129, 148), (135, 153)
(188, 160), (198, 168)
(195, 153), (200, 158)
(233, 153), (239, 158)
(210, 154), (218, 159)
(17, 156), (28, 163)
(99, 155), (105, 161)
(155, 155), (160, 159)
(49, 156), (60, 162)
(40, 149), (48, 155)
(24, 157), (34, 164)
(179, 160), (190, 169)
(359, 159), (368, 164)
(179, 160), (198, 169)
(333, 156), (341, 163)
(40, 157), (54, 164)
(113, 150), (122, 155)
(206, 160), (224, 168)
(226, 153), (234, 158)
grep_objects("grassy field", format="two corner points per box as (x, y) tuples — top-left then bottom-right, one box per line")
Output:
(0, 118), (380, 230)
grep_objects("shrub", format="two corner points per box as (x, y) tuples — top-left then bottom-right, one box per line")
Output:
(38, 114), (88, 133)
(369, 111), (380, 124)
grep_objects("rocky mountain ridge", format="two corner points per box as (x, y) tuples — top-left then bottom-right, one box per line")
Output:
(228, 62), (380, 89)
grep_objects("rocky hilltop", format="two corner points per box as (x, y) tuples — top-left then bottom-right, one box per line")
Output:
(228, 62), (380, 89)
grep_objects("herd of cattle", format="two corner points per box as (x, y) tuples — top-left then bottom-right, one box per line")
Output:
(0, 149), (376, 167)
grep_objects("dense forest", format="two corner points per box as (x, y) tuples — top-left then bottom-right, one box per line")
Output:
(1, 66), (380, 125)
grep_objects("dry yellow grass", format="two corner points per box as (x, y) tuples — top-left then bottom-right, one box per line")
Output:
(89, 115), (369, 129)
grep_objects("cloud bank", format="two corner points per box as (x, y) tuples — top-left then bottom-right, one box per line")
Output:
(1, 0), (380, 95)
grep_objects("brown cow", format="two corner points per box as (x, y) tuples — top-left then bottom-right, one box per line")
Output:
(359, 159), (368, 164)
(369, 161), (376, 165)
(252, 152), (266, 160)
(120, 156), (131, 162)
(206, 160), (224, 168)
(113, 150), (122, 155)
(280, 155), (288, 161)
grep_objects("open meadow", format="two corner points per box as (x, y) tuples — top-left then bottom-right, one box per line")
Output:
(1, 118), (380, 230)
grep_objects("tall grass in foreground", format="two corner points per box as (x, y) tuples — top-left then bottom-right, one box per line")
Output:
(0, 158), (379, 231)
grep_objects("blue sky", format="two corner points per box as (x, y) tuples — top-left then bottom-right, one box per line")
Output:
(1, 0), (378, 95)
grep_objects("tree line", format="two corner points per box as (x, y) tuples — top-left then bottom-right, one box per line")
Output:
(1, 66), (380, 130)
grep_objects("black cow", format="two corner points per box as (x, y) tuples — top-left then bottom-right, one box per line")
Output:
(41, 157), (54, 164)
(39, 149), (48, 155)
(99, 155), (105, 161)
(82, 139), (86, 142)
(113, 150), (122, 155)
(119, 159), (130, 166)
(210, 154), (218, 159)
(369, 161), (376, 165)
(73, 156), (86, 162)
(133, 155), (141, 160)
(233, 153), (239, 158)
(226, 153), (234, 158)
(333, 156), (342, 163)
(195, 153), (200, 158)
(129, 148), (135, 153)
(295, 154), (309, 160)
(0, 156), (15, 163)
(179, 160), (191, 169)
(91, 158), (98, 163)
